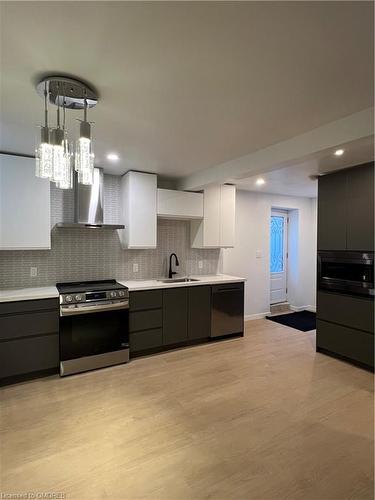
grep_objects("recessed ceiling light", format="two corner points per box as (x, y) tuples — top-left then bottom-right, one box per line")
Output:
(334, 149), (344, 156)
(256, 178), (265, 186)
(107, 153), (119, 161)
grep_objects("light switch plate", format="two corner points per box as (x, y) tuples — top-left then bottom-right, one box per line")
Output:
(133, 263), (139, 273)
(198, 260), (203, 269)
(30, 267), (38, 277)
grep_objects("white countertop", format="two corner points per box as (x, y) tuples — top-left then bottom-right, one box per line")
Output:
(118, 274), (246, 291)
(0, 286), (59, 303)
(0, 275), (245, 302)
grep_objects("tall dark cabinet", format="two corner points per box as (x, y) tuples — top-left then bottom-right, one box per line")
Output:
(318, 169), (347, 251)
(346, 163), (374, 251)
(318, 162), (374, 251)
(317, 161), (374, 371)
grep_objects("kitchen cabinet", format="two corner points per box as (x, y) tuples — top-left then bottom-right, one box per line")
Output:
(316, 291), (374, 369)
(0, 298), (59, 383)
(318, 162), (374, 251)
(188, 286), (211, 340)
(157, 188), (203, 219)
(118, 171), (157, 249)
(317, 291), (374, 334)
(129, 290), (163, 354)
(163, 288), (188, 345)
(0, 154), (51, 250)
(317, 320), (374, 369)
(346, 163), (374, 251)
(191, 184), (236, 248)
(317, 169), (347, 251)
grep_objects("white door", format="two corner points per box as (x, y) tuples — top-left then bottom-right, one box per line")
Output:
(270, 210), (288, 304)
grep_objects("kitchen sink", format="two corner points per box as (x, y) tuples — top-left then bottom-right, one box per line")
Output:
(158, 277), (200, 283)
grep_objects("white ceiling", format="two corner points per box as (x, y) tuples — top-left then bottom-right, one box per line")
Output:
(235, 136), (374, 198)
(0, 1), (373, 178)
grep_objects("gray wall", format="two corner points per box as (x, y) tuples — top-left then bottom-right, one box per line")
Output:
(0, 175), (220, 289)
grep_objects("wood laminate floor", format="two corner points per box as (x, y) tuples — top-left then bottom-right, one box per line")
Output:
(1, 320), (373, 500)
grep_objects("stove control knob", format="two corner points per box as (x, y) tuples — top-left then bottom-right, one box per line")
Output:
(75, 294), (82, 302)
(110, 291), (118, 298)
(65, 295), (73, 303)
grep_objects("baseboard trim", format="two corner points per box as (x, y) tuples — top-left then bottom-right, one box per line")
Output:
(245, 312), (271, 321)
(290, 305), (316, 313)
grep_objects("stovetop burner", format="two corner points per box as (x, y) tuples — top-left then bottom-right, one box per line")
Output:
(56, 279), (127, 294)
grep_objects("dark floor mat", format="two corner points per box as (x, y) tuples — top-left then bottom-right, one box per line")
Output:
(266, 310), (316, 332)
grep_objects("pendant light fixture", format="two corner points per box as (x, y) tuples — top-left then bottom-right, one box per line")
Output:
(35, 76), (98, 189)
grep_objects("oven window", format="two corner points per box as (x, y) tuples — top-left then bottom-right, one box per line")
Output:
(60, 309), (128, 361)
(321, 262), (374, 283)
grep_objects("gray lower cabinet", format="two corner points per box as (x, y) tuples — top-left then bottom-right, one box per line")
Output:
(129, 283), (243, 354)
(317, 320), (374, 368)
(130, 328), (163, 353)
(317, 292), (374, 334)
(163, 288), (188, 345)
(0, 298), (59, 382)
(188, 286), (211, 340)
(129, 290), (164, 353)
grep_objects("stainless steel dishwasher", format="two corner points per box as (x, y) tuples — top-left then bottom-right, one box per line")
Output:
(211, 282), (244, 338)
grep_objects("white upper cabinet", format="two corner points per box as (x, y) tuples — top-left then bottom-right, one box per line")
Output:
(0, 154), (51, 250)
(157, 188), (203, 220)
(191, 184), (236, 248)
(118, 171), (157, 249)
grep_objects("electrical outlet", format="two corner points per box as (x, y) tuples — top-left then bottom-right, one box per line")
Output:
(133, 263), (139, 273)
(30, 267), (38, 277)
(198, 260), (203, 269)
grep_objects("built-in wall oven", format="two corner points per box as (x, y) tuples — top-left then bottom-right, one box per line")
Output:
(318, 251), (374, 297)
(57, 280), (129, 376)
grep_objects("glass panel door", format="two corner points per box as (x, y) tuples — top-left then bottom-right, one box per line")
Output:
(270, 210), (288, 304)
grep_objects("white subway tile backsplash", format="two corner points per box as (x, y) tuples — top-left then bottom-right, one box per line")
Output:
(0, 175), (220, 289)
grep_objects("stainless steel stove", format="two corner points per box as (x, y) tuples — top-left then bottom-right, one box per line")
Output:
(56, 280), (129, 376)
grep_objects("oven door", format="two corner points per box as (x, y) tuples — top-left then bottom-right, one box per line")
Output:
(59, 301), (129, 374)
(318, 252), (374, 296)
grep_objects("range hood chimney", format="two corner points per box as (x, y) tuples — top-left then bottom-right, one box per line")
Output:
(55, 168), (124, 229)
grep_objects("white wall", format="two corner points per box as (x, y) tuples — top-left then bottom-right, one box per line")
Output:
(222, 190), (317, 319)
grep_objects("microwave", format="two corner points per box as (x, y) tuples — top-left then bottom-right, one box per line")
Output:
(318, 251), (374, 297)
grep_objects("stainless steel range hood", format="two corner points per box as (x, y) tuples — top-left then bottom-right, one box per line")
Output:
(55, 168), (124, 230)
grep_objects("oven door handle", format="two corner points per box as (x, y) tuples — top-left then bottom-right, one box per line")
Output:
(60, 300), (129, 317)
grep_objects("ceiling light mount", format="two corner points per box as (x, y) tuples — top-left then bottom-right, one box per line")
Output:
(36, 76), (98, 110)
(334, 148), (344, 157)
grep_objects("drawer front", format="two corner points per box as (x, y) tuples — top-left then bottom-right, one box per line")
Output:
(0, 334), (59, 379)
(0, 298), (58, 315)
(317, 320), (374, 367)
(211, 282), (244, 293)
(129, 309), (162, 333)
(0, 310), (59, 341)
(130, 290), (163, 311)
(317, 292), (374, 333)
(130, 328), (163, 353)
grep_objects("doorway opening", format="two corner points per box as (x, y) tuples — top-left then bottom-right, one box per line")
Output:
(270, 210), (288, 306)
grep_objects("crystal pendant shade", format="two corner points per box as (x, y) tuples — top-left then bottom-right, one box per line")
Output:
(35, 140), (53, 179)
(75, 136), (94, 186)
